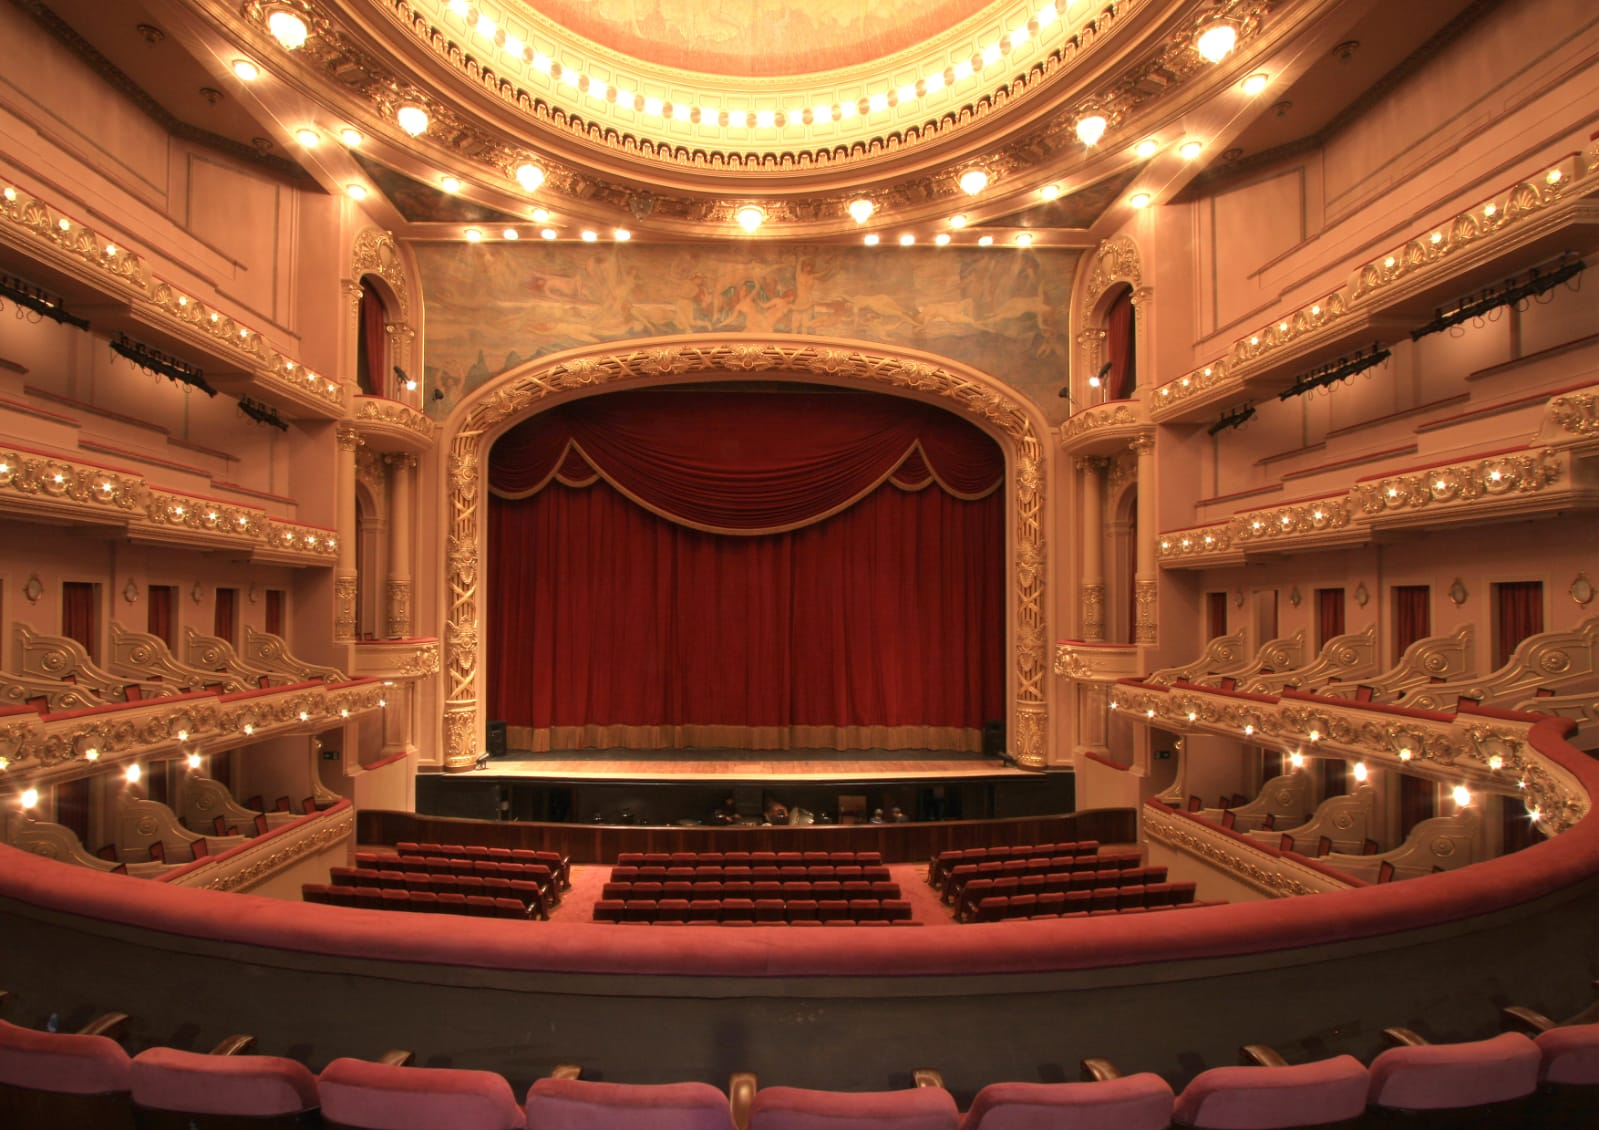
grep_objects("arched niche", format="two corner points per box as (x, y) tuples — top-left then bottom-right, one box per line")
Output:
(436, 335), (1053, 772)
(345, 229), (422, 405)
(1072, 235), (1149, 404)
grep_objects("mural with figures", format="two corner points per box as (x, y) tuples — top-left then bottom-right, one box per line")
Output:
(415, 242), (1075, 412)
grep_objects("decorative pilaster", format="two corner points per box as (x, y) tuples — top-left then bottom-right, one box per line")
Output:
(1075, 455), (1107, 642)
(1012, 702), (1047, 769)
(1131, 433), (1158, 644)
(334, 424), (362, 642)
(385, 454), (415, 637)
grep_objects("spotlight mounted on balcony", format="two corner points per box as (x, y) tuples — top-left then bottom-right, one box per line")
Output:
(1278, 343), (1390, 401)
(109, 334), (217, 396)
(1208, 402), (1256, 436)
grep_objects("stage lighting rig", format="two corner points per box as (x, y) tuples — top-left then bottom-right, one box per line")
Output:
(109, 334), (217, 396)
(238, 396), (288, 431)
(0, 272), (89, 329)
(1279, 342), (1390, 401)
(1410, 254), (1584, 341)
(1208, 403), (1256, 436)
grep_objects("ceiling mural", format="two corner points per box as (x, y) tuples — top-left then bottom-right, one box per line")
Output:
(415, 242), (1075, 410)
(512, 0), (1000, 77)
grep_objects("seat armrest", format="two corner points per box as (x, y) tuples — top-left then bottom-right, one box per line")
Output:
(1239, 1044), (1288, 1067)
(729, 1070), (757, 1130)
(79, 1011), (129, 1039)
(208, 1034), (257, 1055)
(1501, 1006), (1556, 1035)
(549, 1064), (582, 1080)
(378, 1049), (416, 1066)
(1080, 1057), (1122, 1082)
(1382, 1027), (1429, 1047)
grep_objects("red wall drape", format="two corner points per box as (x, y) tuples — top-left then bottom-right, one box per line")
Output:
(486, 389), (1005, 748)
(1105, 286), (1137, 400)
(1392, 585), (1430, 663)
(1493, 581), (1543, 669)
(1206, 591), (1228, 640)
(1315, 588), (1345, 650)
(265, 589), (286, 637)
(147, 584), (175, 648)
(61, 581), (98, 663)
(214, 587), (237, 645)
(357, 280), (387, 397)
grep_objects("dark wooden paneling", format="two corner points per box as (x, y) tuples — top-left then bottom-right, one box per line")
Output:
(356, 808), (1137, 864)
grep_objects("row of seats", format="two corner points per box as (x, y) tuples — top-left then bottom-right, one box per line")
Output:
(4, 997), (1592, 1130)
(394, 842), (570, 887)
(928, 839), (1101, 885)
(303, 884), (539, 919)
(325, 869), (554, 917)
(592, 896), (918, 925)
(953, 867), (1172, 920)
(352, 855), (561, 901)
(939, 849), (1143, 903)
(603, 878), (901, 900)
(617, 849), (883, 866)
(963, 887), (1214, 923)
(611, 863), (894, 882)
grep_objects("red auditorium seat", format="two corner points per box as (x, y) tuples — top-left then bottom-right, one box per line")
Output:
(1533, 1023), (1599, 1123)
(747, 1083), (959, 1129)
(130, 1045), (319, 1129)
(318, 1057), (523, 1130)
(1366, 1030), (1540, 1127)
(525, 1075), (736, 1129)
(960, 1074), (1174, 1130)
(0, 1014), (134, 1128)
(1171, 1051), (1368, 1129)
(657, 899), (691, 923)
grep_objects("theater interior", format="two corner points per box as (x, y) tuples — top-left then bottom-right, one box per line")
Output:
(0, 0), (1597, 1126)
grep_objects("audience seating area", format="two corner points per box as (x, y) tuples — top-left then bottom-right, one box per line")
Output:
(928, 842), (1211, 922)
(302, 844), (570, 922)
(3, 983), (1594, 1130)
(594, 848), (913, 925)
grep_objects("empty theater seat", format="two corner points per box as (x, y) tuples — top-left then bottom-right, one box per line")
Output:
(1170, 1046), (1368, 1129)
(959, 1073), (1175, 1130)
(747, 1083), (960, 1129)
(130, 1044), (320, 1129)
(524, 1075), (738, 1129)
(1365, 1029), (1540, 1128)
(318, 1055), (524, 1130)
(0, 1011), (134, 1129)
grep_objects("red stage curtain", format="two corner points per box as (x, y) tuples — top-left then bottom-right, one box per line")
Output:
(1105, 286), (1137, 400)
(1206, 591), (1228, 640)
(486, 389), (1005, 748)
(61, 581), (98, 663)
(1315, 587), (1345, 650)
(1493, 581), (1543, 668)
(1392, 585), (1430, 663)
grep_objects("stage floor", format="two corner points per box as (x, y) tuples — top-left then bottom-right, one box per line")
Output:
(485, 748), (1030, 783)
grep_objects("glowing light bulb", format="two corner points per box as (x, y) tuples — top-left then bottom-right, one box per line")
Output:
(187, 752), (202, 769)
(863, 234), (880, 246)
(1353, 761), (1368, 782)
(1179, 140), (1204, 160)
(232, 59), (260, 81)
(848, 198), (875, 224)
(1196, 22), (1237, 63)
(1075, 115), (1107, 146)
(341, 128), (362, 147)
(267, 10), (308, 50)
(1289, 751), (1305, 769)
(1452, 785), (1471, 808)
(515, 163), (545, 191)
(176, 730), (188, 742)
(1129, 192), (1152, 209)
(125, 763), (141, 784)
(20, 787), (38, 809)
(1134, 140), (1158, 159)
(959, 169), (990, 195)
(346, 184), (368, 200)
(1242, 73), (1269, 96)
(1398, 747), (1413, 761)
(463, 228), (482, 242)
(295, 128), (319, 147)
(735, 205), (765, 233)
(84, 748), (100, 762)
(396, 105), (429, 136)
(1488, 754), (1504, 771)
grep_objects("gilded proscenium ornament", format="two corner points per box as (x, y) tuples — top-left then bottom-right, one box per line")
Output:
(1108, 682), (1588, 835)
(442, 338), (1050, 770)
(1545, 390), (1598, 440)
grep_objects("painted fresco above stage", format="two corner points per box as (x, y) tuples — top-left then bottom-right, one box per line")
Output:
(415, 243), (1074, 412)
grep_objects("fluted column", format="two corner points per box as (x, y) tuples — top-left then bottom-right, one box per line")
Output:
(333, 424), (361, 642)
(1131, 433), (1158, 644)
(1075, 456), (1107, 641)
(384, 454), (414, 638)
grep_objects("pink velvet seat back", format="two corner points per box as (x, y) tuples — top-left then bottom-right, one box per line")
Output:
(317, 1056), (524, 1130)
(960, 1074), (1175, 1130)
(1172, 1055), (1368, 1129)
(1535, 1023), (1599, 1085)
(748, 1084), (960, 1130)
(525, 1076), (737, 1129)
(131, 1046), (318, 1117)
(1367, 1031), (1540, 1111)
(0, 1018), (131, 1095)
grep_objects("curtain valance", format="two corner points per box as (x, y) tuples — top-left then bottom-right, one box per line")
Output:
(487, 388), (1003, 534)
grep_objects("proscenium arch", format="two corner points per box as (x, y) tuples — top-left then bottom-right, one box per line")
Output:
(437, 335), (1052, 772)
